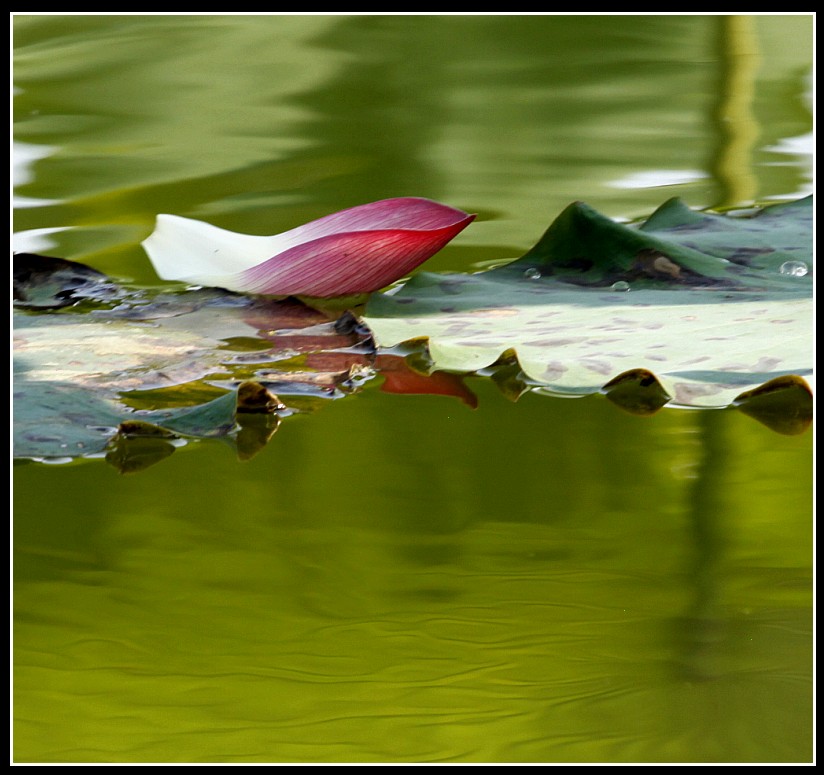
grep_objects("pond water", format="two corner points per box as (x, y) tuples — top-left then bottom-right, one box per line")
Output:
(12, 14), (813, 764)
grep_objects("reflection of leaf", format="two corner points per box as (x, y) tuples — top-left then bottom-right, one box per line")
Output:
(732, 375), (813, 436)
(235, 414), (281, 462)
(105, 434), (177, 474)
(601, 369), (672, 416)
(487, 360), (531, 403)
(365, 197), (813, 408)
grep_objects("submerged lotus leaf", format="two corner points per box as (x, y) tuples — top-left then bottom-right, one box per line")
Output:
(13, 313), (230, 393)
(364, 197), (813, 408)
(12, 282), (376, 461)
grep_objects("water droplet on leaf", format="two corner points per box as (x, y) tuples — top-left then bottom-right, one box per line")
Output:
(524, 268), (542, 280)
(611, 281), (631, 292)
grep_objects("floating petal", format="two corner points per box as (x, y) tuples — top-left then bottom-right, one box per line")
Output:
(142, 197), (475, 297)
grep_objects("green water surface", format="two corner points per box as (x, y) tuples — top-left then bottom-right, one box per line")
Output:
(12, 14), (813, 764)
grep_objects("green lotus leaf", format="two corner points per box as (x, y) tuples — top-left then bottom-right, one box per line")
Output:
(364, 197), (813, 408)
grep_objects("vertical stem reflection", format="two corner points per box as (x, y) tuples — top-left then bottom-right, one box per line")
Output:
(676, 410), (730, 681)
(712, 15), (760, 207)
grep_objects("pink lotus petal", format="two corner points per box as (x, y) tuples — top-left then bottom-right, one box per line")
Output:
(142, 197), (475, 297)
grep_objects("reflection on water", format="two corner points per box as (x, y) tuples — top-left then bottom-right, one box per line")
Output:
(13, 384), (812, 763)
(13, 15), (813, 280)
(12, 13), (813, 764)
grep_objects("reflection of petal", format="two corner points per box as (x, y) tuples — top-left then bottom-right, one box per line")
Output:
(376, 355), (478, 408)
(13, 141), (60, 208)
(12, 226), (69, 254)
(607, 169), (707, 190)
(142, 197), (475, 297)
